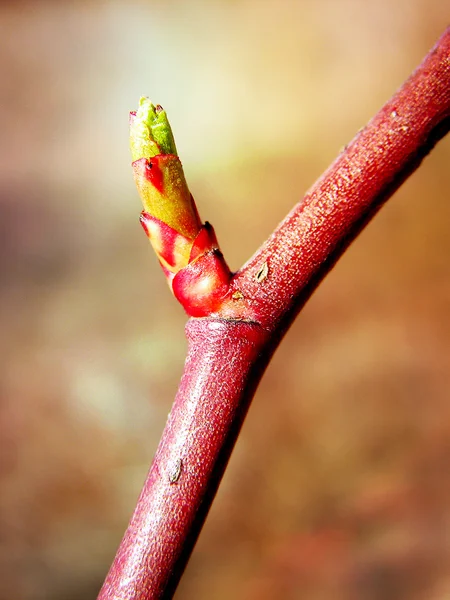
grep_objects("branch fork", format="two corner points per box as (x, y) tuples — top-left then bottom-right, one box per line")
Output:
(99, 29), (450, 599)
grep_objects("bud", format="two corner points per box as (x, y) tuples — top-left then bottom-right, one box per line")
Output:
(130, 97), (231, 316)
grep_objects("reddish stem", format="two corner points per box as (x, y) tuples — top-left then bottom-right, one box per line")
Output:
(99, 320), (270, 599)
(98, 29), (450, 599)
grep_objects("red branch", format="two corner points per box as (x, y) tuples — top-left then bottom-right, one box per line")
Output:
(98, 29), (450, 599)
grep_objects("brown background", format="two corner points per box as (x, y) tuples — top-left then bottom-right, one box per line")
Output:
(0, 1), (449, 599)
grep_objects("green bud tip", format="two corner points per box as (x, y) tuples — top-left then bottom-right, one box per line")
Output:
(130, 97), (178, 162)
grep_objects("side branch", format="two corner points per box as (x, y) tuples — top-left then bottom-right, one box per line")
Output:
(230, 28), (450, 330)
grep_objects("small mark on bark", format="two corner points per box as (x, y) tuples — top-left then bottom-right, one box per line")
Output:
(169, 459), (182, 484)
(232, 290), (244, 300)
(255, 262), (269, 283)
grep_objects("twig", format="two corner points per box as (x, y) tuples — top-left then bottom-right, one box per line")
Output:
(98, 28), (450, 599)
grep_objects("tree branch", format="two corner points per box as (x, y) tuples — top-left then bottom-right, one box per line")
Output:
(98, 28), (450, 599)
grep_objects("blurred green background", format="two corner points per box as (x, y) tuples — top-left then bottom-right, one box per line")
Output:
(1, 2), (449, 599)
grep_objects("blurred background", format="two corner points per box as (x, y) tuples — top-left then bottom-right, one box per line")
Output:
(1, 1), (449, 599)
